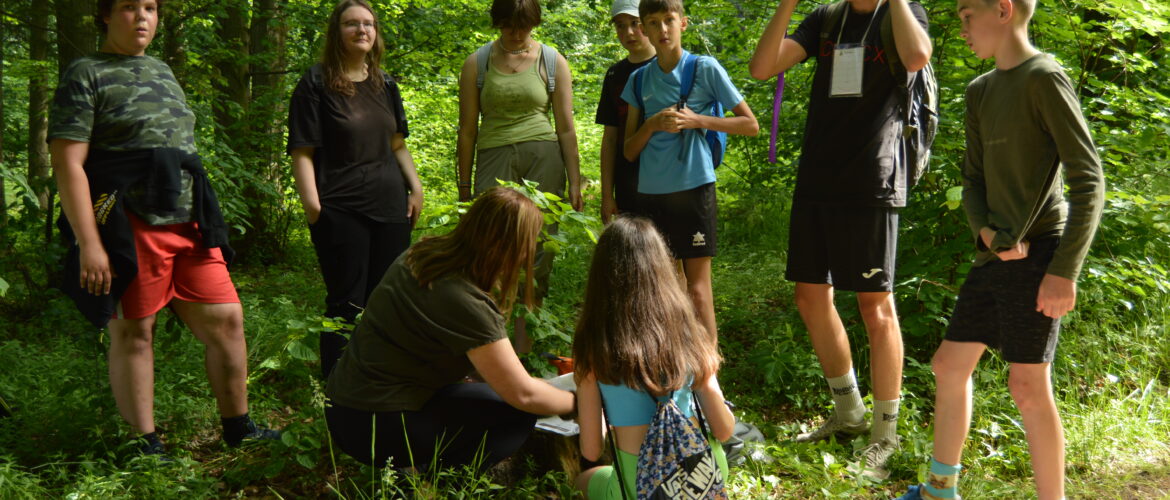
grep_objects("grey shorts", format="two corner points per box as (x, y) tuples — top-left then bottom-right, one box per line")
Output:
(474, 140), (565, 297)
(474, 140), (565, 197)
(945, 237), (1062, 364)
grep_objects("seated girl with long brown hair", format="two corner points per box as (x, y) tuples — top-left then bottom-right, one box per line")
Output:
(324, 187), (575, 471)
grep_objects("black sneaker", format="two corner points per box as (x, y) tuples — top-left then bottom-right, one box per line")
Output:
(225, 419), (282, 447)
(135, 433), (174, 463)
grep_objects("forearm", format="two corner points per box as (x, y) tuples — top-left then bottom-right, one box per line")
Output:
(888, 0), (932, 72)
(290, 150), (320, 210)
(599, 130), (617, 199)
(694, 377), (734, 442)
(557, 129), (582, 188)
(749, 0), (801, 79)
(510, 378), (576, 416)
(50, 141), (102, 250)
(456, 130), (477, 185)
(623, 121), (654, 162)
(701, 114), (759, 137)
(394, 144), (424, 194)
(56, 164), (103, 250)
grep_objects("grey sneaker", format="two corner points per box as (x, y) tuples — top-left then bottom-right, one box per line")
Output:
(794, 414), (868, 443)
(855, 437), (899, 480)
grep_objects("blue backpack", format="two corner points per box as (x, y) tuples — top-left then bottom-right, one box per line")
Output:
(633, 54), (728, 168)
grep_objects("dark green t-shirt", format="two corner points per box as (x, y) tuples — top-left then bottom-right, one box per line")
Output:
(326, 255), (508, 412)
(963, 54), (1105, 280)
(49, 52), (197, 224)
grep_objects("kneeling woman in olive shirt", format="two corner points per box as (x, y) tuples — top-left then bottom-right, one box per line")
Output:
(325, 186), (575, 470)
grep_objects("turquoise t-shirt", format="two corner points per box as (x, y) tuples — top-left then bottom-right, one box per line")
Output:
(620, 51), (743, 194)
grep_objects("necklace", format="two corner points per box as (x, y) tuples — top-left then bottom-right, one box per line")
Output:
(499, 41), (530, 55)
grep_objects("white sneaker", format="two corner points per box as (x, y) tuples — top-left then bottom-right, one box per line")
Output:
(793, 414), (868, 443)
(855, 437), (899, 480)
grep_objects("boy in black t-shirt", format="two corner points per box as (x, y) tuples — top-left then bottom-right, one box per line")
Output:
(596, 0), (656, 222)
(750, 0), (932, 480)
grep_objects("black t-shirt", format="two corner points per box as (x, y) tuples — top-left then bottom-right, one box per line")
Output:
(288, 65), (410, 223)
(595, 57), (652, 212)
(790, 2), (928, 207)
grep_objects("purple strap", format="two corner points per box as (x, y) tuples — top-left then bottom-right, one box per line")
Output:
(768, 72), (786, 164)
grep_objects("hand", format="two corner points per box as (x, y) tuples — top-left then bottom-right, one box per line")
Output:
(1036, 274), (1076, 319)
(568, 178), (584, 212)
(673, 104), (703, 130)
(407, 190), (424, 228)
(600, 194), (617, 224)
(79, 244), (113, 295)
(304, 202), (322, 225)
(980, 227), (1028, 261)
(651, 109), (681, 134)
(458, 185), (473, 202)
(996, 240), (1029, 261)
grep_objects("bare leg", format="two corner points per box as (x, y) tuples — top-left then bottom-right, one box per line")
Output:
(682, 257), (717, 342)
(856, 292), (902, 401)
(929, 340), (986, 465)
(108, 315), (158, 433)
(794, 282), (852, 378)
(1009, 362), (1065, 500)
(170, 300), (248, 418)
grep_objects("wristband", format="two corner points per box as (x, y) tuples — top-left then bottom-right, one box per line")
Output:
(458, 181), (472, 188)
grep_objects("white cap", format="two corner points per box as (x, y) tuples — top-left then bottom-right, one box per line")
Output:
(610, 0), (640, 19)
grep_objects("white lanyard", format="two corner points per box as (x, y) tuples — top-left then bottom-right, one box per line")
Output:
(830, 0), (884, 98)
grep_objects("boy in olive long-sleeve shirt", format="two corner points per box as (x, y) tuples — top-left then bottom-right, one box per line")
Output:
(895, 1), (1104, 500)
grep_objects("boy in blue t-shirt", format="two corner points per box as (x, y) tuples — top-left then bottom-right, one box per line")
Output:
(621, 0), (758, 341)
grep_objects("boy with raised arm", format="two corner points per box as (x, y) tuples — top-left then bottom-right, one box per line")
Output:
(749, 0), (931, 478)
(622, 0), (758, 343)
(597, 0), (655, 223)
(896, 0), (1104, 498)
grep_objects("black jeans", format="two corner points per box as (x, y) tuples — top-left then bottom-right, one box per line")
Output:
(309, 206), (411, 376)
(326, 383), (538, 471)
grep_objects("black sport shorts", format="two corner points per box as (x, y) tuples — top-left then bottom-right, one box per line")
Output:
(785, 201), (899, 292)
(639, 182), (717, 260)
(945, 237), (1062, 364)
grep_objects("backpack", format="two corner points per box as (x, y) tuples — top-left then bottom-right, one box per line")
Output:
(633, 54), (728, 168)
(603, 389), (728, 500)
(818, 1), (938, 186)
(474, 41), (557, 94)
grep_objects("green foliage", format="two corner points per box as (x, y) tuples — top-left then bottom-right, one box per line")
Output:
(2, 0), (1168, 497)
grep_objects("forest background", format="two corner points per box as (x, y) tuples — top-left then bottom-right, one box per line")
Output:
(0, 0), (1168, 498)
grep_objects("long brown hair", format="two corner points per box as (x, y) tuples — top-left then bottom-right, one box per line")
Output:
(406, 187), (541, 314)
(321, 0), (385, 96)
(572, 217), (720, 396)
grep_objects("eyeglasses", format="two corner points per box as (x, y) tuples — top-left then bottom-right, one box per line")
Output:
(613, 20), (642, 31)
(342, 20), (376, 31)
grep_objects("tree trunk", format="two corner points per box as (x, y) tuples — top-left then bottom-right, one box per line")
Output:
(235, 0), (291, 262)
(28, 0), (52, 212)
(0, 0), (8, 234)
(55, 0), (99, 75)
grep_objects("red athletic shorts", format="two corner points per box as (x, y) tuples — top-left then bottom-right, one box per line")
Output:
(115, 214), (239, 320)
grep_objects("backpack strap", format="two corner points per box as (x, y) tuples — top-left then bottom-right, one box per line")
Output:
(474, 42), (493, 90)
(476, 41), (556, 95)
(599, 392), (632, 500)
(818, 1), (851, 49)
(540, 43), (557, 95)
(677, 53), (700, 105)
(878, 3), (907, 78)
(632, 62), (651, 125)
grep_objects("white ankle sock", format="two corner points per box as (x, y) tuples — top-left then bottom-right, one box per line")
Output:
(827, 371), (865, 422)
(871, 398), (900, 443)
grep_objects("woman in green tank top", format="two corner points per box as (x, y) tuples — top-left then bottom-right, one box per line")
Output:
(454, 0), (583, 352)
